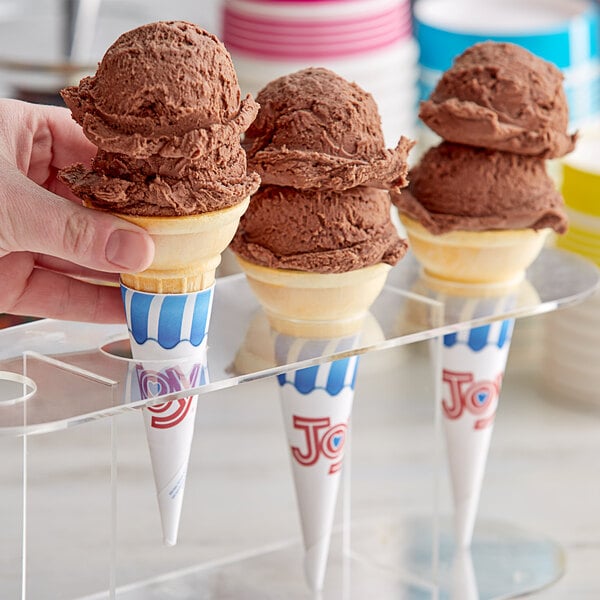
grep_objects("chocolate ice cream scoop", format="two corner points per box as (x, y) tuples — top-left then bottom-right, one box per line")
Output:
(244, 67), (414, 191)
(392, 142), (568, 235)
(63, 21), (249, 139)
(59, 21), (259, 216)
(420, 42), (577, 159)
(231, 185), (407, 273)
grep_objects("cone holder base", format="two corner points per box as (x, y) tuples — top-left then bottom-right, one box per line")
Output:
(352, 516), (565, 599)
(78, 532), (432, 599)
(68, 517), (564, 599)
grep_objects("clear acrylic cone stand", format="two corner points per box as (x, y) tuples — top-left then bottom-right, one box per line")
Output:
(0, 248), (596, 599)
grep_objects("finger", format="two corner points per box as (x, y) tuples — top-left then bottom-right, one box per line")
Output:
(34, 254), (121, 284)
(6, 263), (126, 323)
(31, 103), (97, 200)
(0, 99), (96, 183)
(0, 170), (154, 273)
(41, 103), (97, 169)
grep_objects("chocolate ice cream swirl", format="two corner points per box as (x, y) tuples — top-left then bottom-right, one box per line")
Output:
(232, 67), (412, 273)
(59, 21), (259, 216)
(420, 42), (577, 159)
(244, 67), (413, 191)
(232, 185), (408, 273)
(393, 142), (568, 235)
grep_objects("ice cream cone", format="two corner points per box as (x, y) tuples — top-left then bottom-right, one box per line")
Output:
(397, 269), (524, 551)
(118, 199), (248, 544)
(56, 20), (259, 548)
(118, 198), (249, 294)
(400, 214), (550, 286)
(393, 37), (572, 555)
(235, 253), (388, 589)
(397, 220), (544, 549)
(418, 272), (526, 549)
(235, 255), (390, 338)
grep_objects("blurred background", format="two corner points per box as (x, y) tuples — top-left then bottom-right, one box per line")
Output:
(0, 0), (598, 138)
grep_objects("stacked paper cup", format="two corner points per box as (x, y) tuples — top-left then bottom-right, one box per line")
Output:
(222, 0), (419, 145)
(544, 136), (600, 406)
(556, 137), (600, 263)
(413, 0), (600, 150)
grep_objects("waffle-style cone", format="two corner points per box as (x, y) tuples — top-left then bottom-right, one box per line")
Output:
(400, 214), (549, 286)
(118, 198), (249, 293)
(234, 255), (391, 338)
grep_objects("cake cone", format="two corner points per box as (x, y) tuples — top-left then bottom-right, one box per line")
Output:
(122, 198), (248, 545)
(118, 199), (249, 294)
(235, 254), (389, 590)
(235, 255), (390, 338)
(400, 214), (550, 287)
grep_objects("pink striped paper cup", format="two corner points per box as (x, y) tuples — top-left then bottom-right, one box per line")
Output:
(223, 0), (412, 60)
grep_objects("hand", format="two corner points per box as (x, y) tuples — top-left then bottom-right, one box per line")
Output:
(0, 99), (154, 323)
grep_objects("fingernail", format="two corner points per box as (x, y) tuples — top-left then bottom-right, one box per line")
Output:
(106, 230), (150, 271)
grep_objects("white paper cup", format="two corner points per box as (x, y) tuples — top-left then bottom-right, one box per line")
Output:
(223, 0), (412, 60)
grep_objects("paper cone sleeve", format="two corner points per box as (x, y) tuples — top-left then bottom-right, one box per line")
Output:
(441, 319), (514, 547)
(124, 284), (212, 546)
(143, 396), (198, 546)
(279, 354), (358, 590)
(235, 251), (375, 587)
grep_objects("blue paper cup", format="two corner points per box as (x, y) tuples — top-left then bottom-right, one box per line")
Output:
(413, 0), (600, 127)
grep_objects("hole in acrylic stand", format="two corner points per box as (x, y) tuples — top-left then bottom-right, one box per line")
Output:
(100, 337), (134, 361)
(0, 371), (37, 405)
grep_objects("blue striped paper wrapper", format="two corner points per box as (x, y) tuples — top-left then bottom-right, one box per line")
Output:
(275, 332), (360, 590)
(121, 283), (214, 546)
(121, 284), (214, 359)
(441, 318), (515, 547)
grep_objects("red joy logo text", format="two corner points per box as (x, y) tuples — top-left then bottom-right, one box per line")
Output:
(291, 416), (348, 475)
(136, 364), (201, 429)
(442, 369), (503, 430)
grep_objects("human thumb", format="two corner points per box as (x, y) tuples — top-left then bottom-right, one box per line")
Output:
(1, 174), (154, 273)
